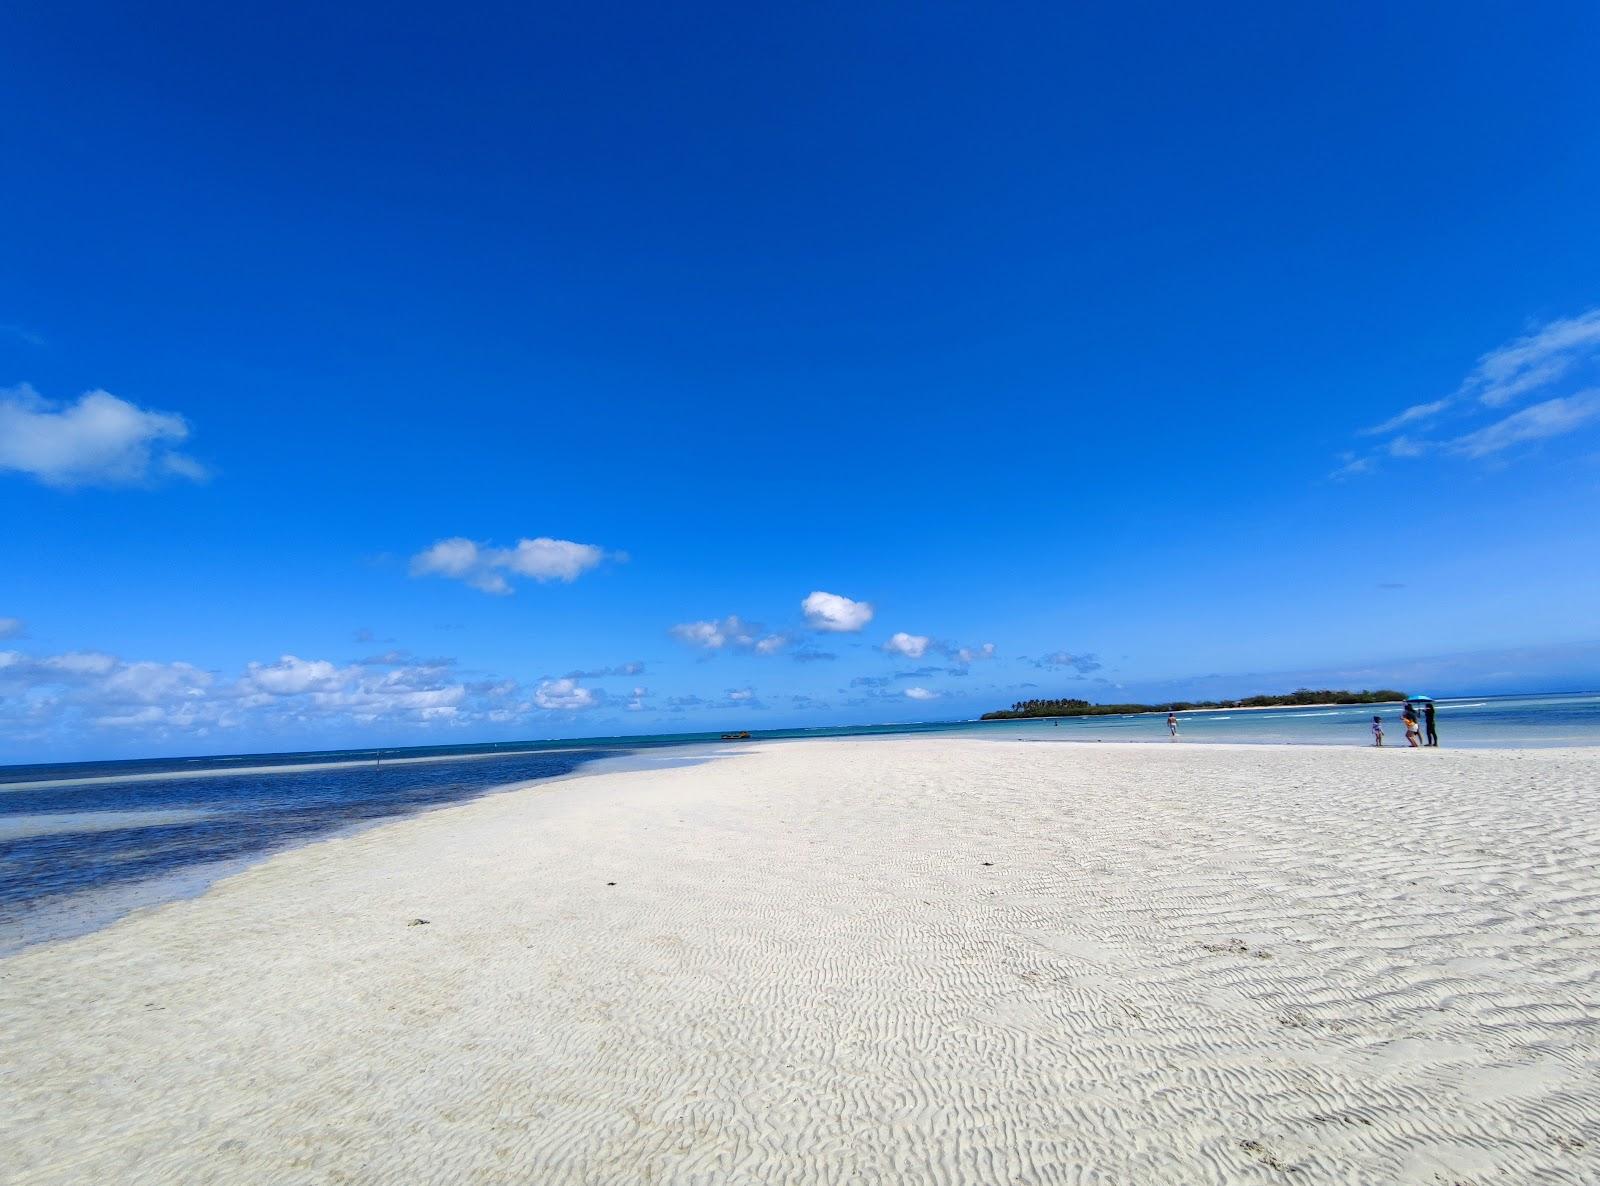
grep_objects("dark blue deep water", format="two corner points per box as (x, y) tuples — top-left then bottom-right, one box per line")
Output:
(0, 746), (621, 953)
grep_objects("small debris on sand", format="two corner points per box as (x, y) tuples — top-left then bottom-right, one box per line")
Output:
(1202, 937), (1272, 959)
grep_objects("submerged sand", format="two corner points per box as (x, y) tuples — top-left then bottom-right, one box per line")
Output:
(3, 739), (1597, 1184)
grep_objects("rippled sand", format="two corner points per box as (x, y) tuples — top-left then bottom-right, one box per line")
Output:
(3, 740), (1597, 1184)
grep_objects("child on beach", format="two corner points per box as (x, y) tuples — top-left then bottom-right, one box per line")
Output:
(1402, 705), (1421, 748)
(1372, 715), (1384, 746)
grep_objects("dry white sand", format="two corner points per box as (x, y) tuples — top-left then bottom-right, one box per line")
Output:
(3, 739), (1598, 1185)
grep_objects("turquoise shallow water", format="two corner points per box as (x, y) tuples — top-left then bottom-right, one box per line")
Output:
(2, 692), (1595, 953)
(948, 691), (1600, 747)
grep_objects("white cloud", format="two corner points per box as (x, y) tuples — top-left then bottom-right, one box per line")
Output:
(670, 617), (742, 649)
(625, 686), (649, 711)
(1458, 309), (1600, 407)
(802, 591), (874, 633)
(1364, 399), (1451, 436)
(727, 687), (755, 702)
(0, 645), (545, 742)
(244, 655), (345, 695)
(904, 686), (940, 701)
(533, 677), (597, 710)
(3, 649), (227, 733)
(0, 385), (207, 488)
(502, 537), (607, 582)
(669, 615), (786, 654)
(1449, 391), (1600, 458)
(410, 536), (613, 595)
(100, 660), (213, 704)
(1343, 309), (1600, 474)
(411, 537), (481, 578)
(883, 631), (931, 659)
(954, 643), (997, 665)
(42, 651), (119, 676)
(0, 618), (22, 639)
(1329, 453), (1373, 480)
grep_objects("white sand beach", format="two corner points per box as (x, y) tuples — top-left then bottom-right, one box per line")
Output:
(3, 739), (1597, 1184)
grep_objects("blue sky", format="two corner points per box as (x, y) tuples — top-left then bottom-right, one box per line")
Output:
(3, 2), (1599, 761)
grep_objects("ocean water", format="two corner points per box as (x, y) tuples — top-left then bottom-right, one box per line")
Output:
(952, 691), (1600, 747)
(2, 693), (1595, 954)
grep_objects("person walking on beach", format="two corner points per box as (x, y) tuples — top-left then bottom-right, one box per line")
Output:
(1167, 711), (1179, 739)
(1372, 715), (1384, 746)
(1425, 701), (1438, 747)
(1402, 703), (1421, 748)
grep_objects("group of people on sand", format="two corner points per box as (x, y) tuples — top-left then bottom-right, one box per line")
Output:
(1372, 701), (1438, 748)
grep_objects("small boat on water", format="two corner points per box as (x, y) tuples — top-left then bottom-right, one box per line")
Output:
(720, 731), (752, 741)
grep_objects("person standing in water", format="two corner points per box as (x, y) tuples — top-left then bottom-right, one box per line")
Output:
(1167, 711), (1179, 739)
(1372, 715), (1384, 746)
(1424, 701), (1438, 747)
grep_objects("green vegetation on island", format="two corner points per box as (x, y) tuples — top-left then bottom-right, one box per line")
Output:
(980, 688), (1408, 720)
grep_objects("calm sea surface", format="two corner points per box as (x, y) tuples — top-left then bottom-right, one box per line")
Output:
(3, 693), (1596, 954)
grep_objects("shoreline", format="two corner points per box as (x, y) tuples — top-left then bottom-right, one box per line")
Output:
(0, 742), (739, 958)
(6, 736), (1594, 956)
(4, 738), (1597, 1183)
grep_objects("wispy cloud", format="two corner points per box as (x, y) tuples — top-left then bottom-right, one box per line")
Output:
(1448, 391), (1600, 458)
(1, 324), (46, 347)
(882, 632), (996, 667)
(1363, 398), (1452, 436)
(1030, 650), (1103, 674)
(789, 645), (836, 663)
(355, 649), (419, 666)
(1457, 309), (1600, 407)
(952, 643), (997, 665)
(0, 618), (23, 640)
(904, 686), (940, 701)
(1329, 453), (1373, 480)
(563, 660), (645, 679)
(0, 385), (208, 488)
(669, 615), (787, 654)
(1341, 309), (1600, 476)
(410, 536), (618, 595)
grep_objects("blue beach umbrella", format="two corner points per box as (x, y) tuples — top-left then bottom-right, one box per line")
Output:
(1405, 694), (1434, 703)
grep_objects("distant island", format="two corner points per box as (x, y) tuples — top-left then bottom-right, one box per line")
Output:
(980, 688), (1407, 720)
